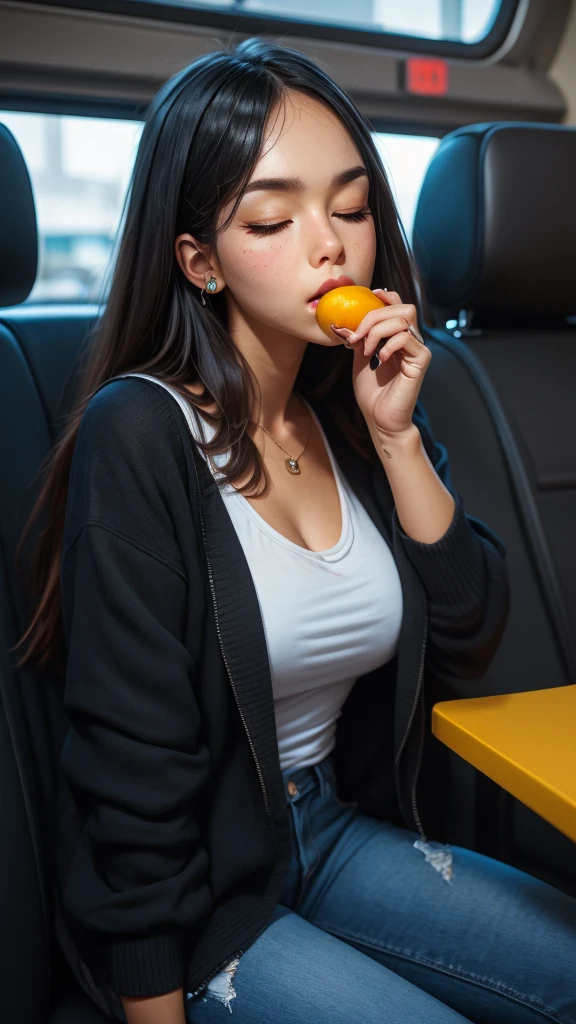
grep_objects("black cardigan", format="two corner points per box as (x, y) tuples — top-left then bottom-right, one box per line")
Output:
(56, 375), (510, 1019)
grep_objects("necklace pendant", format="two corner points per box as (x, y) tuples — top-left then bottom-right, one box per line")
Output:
(285, 457), (300, 474)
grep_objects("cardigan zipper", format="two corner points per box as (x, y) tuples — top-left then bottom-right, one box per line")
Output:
(394, 606), (428, 841)
(185, 454), (277, 999)
(189, 455), (273, 826)
(202, 549), (272, 820)
(186, 946), (247, 1001)
(182, 456), (274, 999)
(186, 454), (270, 823)
(410, 684), (427, 841)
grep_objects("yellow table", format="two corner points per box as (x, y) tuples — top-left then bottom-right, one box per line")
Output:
(432, 684), (576, 843)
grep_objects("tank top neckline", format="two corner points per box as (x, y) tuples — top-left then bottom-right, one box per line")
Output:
(117, 373), (354, 563)
(227, 397), (353, 563)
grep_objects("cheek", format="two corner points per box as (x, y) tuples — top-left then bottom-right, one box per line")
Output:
(353, 223), (377, 268)
(227, 241), (293, 294)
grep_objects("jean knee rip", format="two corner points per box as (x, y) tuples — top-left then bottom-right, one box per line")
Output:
(201, 955), (241, 1013)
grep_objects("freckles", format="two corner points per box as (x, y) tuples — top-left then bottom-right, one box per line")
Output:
(241, 245), (288, 276)
(241, 247), (271, 266)
(266, 246), (291, 276)
(240, 249), (271, 284)
(354, 238), (375, 262)
(241, 247), (260, 265)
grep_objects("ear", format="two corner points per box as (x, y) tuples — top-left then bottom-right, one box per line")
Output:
(174, 233), (225, 293)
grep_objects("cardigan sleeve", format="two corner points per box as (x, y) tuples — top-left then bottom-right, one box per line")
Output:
(392, 399), (510, 681)
(59, 381), (212, 998)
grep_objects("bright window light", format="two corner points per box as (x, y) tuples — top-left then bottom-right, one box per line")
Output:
(0, 111), (440, 304)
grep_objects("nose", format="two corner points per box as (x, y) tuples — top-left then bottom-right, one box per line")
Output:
(308, 212), (345, 269)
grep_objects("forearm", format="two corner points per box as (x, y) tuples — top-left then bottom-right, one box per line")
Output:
(120, 987), (187, 1024)
(371, 423), (456, 544)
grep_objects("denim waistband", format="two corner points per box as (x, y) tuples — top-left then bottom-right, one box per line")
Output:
(280, 751), (337, 802)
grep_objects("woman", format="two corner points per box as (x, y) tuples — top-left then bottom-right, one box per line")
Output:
(14, 37), (576, 1024)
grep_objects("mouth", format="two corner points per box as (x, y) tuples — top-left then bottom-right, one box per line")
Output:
(307, 275), (355, 310)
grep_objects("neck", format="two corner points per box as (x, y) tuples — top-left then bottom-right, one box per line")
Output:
(227, 297), (308, 433)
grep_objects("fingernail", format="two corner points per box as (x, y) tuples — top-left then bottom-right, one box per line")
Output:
(370, 353), (380, 370)
(331, 324), (357, 341)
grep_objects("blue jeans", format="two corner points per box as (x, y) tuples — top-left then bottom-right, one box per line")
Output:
(186, 752), (576, 1023)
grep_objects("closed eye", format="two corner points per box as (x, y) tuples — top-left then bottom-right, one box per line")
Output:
(245, 208), (371, 237)
(245, 220), (292, 236)
(334, 207), (371, 223)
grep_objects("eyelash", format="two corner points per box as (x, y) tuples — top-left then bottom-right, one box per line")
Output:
(245, 208), (371, 236)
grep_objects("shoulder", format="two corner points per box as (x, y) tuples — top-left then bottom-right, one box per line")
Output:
(79, 377), (187, 465)
(65, 377), (191, 558)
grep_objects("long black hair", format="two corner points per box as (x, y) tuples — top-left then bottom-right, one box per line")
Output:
(13, 36), (420, 674)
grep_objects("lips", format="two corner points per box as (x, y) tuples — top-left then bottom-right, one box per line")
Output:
(308, 275), (355, 306)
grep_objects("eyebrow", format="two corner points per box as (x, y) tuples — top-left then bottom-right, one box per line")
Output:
(242, 165), (368, 196)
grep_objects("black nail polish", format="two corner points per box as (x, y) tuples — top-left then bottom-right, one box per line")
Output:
(370, 353), (380, 370)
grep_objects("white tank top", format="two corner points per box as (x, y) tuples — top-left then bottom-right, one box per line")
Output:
(119, 373), (403, 772)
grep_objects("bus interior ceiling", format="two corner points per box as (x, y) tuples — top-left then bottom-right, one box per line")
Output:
(0, 0), (573, 126)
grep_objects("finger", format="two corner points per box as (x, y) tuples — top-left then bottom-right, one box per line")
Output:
(350, 303), (417, 343)
(372, 288), (403, 305)
(330, 325), (365, 349)
(371, 332), (430, 368)
(362, 316), (419, 357)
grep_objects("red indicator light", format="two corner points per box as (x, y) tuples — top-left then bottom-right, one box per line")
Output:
(405, 58), (449, 96)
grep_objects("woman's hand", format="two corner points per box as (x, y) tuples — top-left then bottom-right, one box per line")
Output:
(331, 289), (431, 438)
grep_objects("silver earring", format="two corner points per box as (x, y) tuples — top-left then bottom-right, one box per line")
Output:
(200, 276), (217, 306)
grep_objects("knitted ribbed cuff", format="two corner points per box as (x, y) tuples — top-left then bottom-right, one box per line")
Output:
(393, 490), (487, 606)
(106, 930), (184, 997)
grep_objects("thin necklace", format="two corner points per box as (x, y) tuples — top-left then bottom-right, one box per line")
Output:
(252, 393), (312, 475)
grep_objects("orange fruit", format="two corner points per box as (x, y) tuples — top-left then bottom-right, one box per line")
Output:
(315, 285), (384, 339)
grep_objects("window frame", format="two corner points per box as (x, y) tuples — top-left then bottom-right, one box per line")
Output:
(15, 0), (520, 61)
(0, 94), (147, 121)
(370, 120), (447, 140)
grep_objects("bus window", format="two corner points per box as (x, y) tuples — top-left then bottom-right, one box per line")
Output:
(0, 111), (439, 303)
(178, 0), (503, 43)
(372, 134), (440, 241)
(0, 111), (142, 304)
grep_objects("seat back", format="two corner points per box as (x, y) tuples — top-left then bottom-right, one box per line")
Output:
(413, 122), (576, 890)
(0, 123), (112, 1021)
(0, 120), (55, 1024)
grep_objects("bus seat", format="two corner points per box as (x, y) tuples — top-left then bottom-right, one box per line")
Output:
(0, 122), (110, 1022)
(413, 122), (576, 895)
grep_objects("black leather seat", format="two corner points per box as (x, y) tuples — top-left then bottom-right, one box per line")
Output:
(1, 117), (575, 1021)
(0, 122), (109, 1022)
(413, 122), (576, 893)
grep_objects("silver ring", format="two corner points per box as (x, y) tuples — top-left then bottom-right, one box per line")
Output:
(401, 317), (424, 346)
(408, 324), (424, 344)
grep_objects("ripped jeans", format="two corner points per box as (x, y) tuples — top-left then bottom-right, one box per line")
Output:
(185, 751), (576, 1023)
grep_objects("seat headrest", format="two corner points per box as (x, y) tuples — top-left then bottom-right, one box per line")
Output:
(0, 123), (38, 306)
(412, 122), (576, 319)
